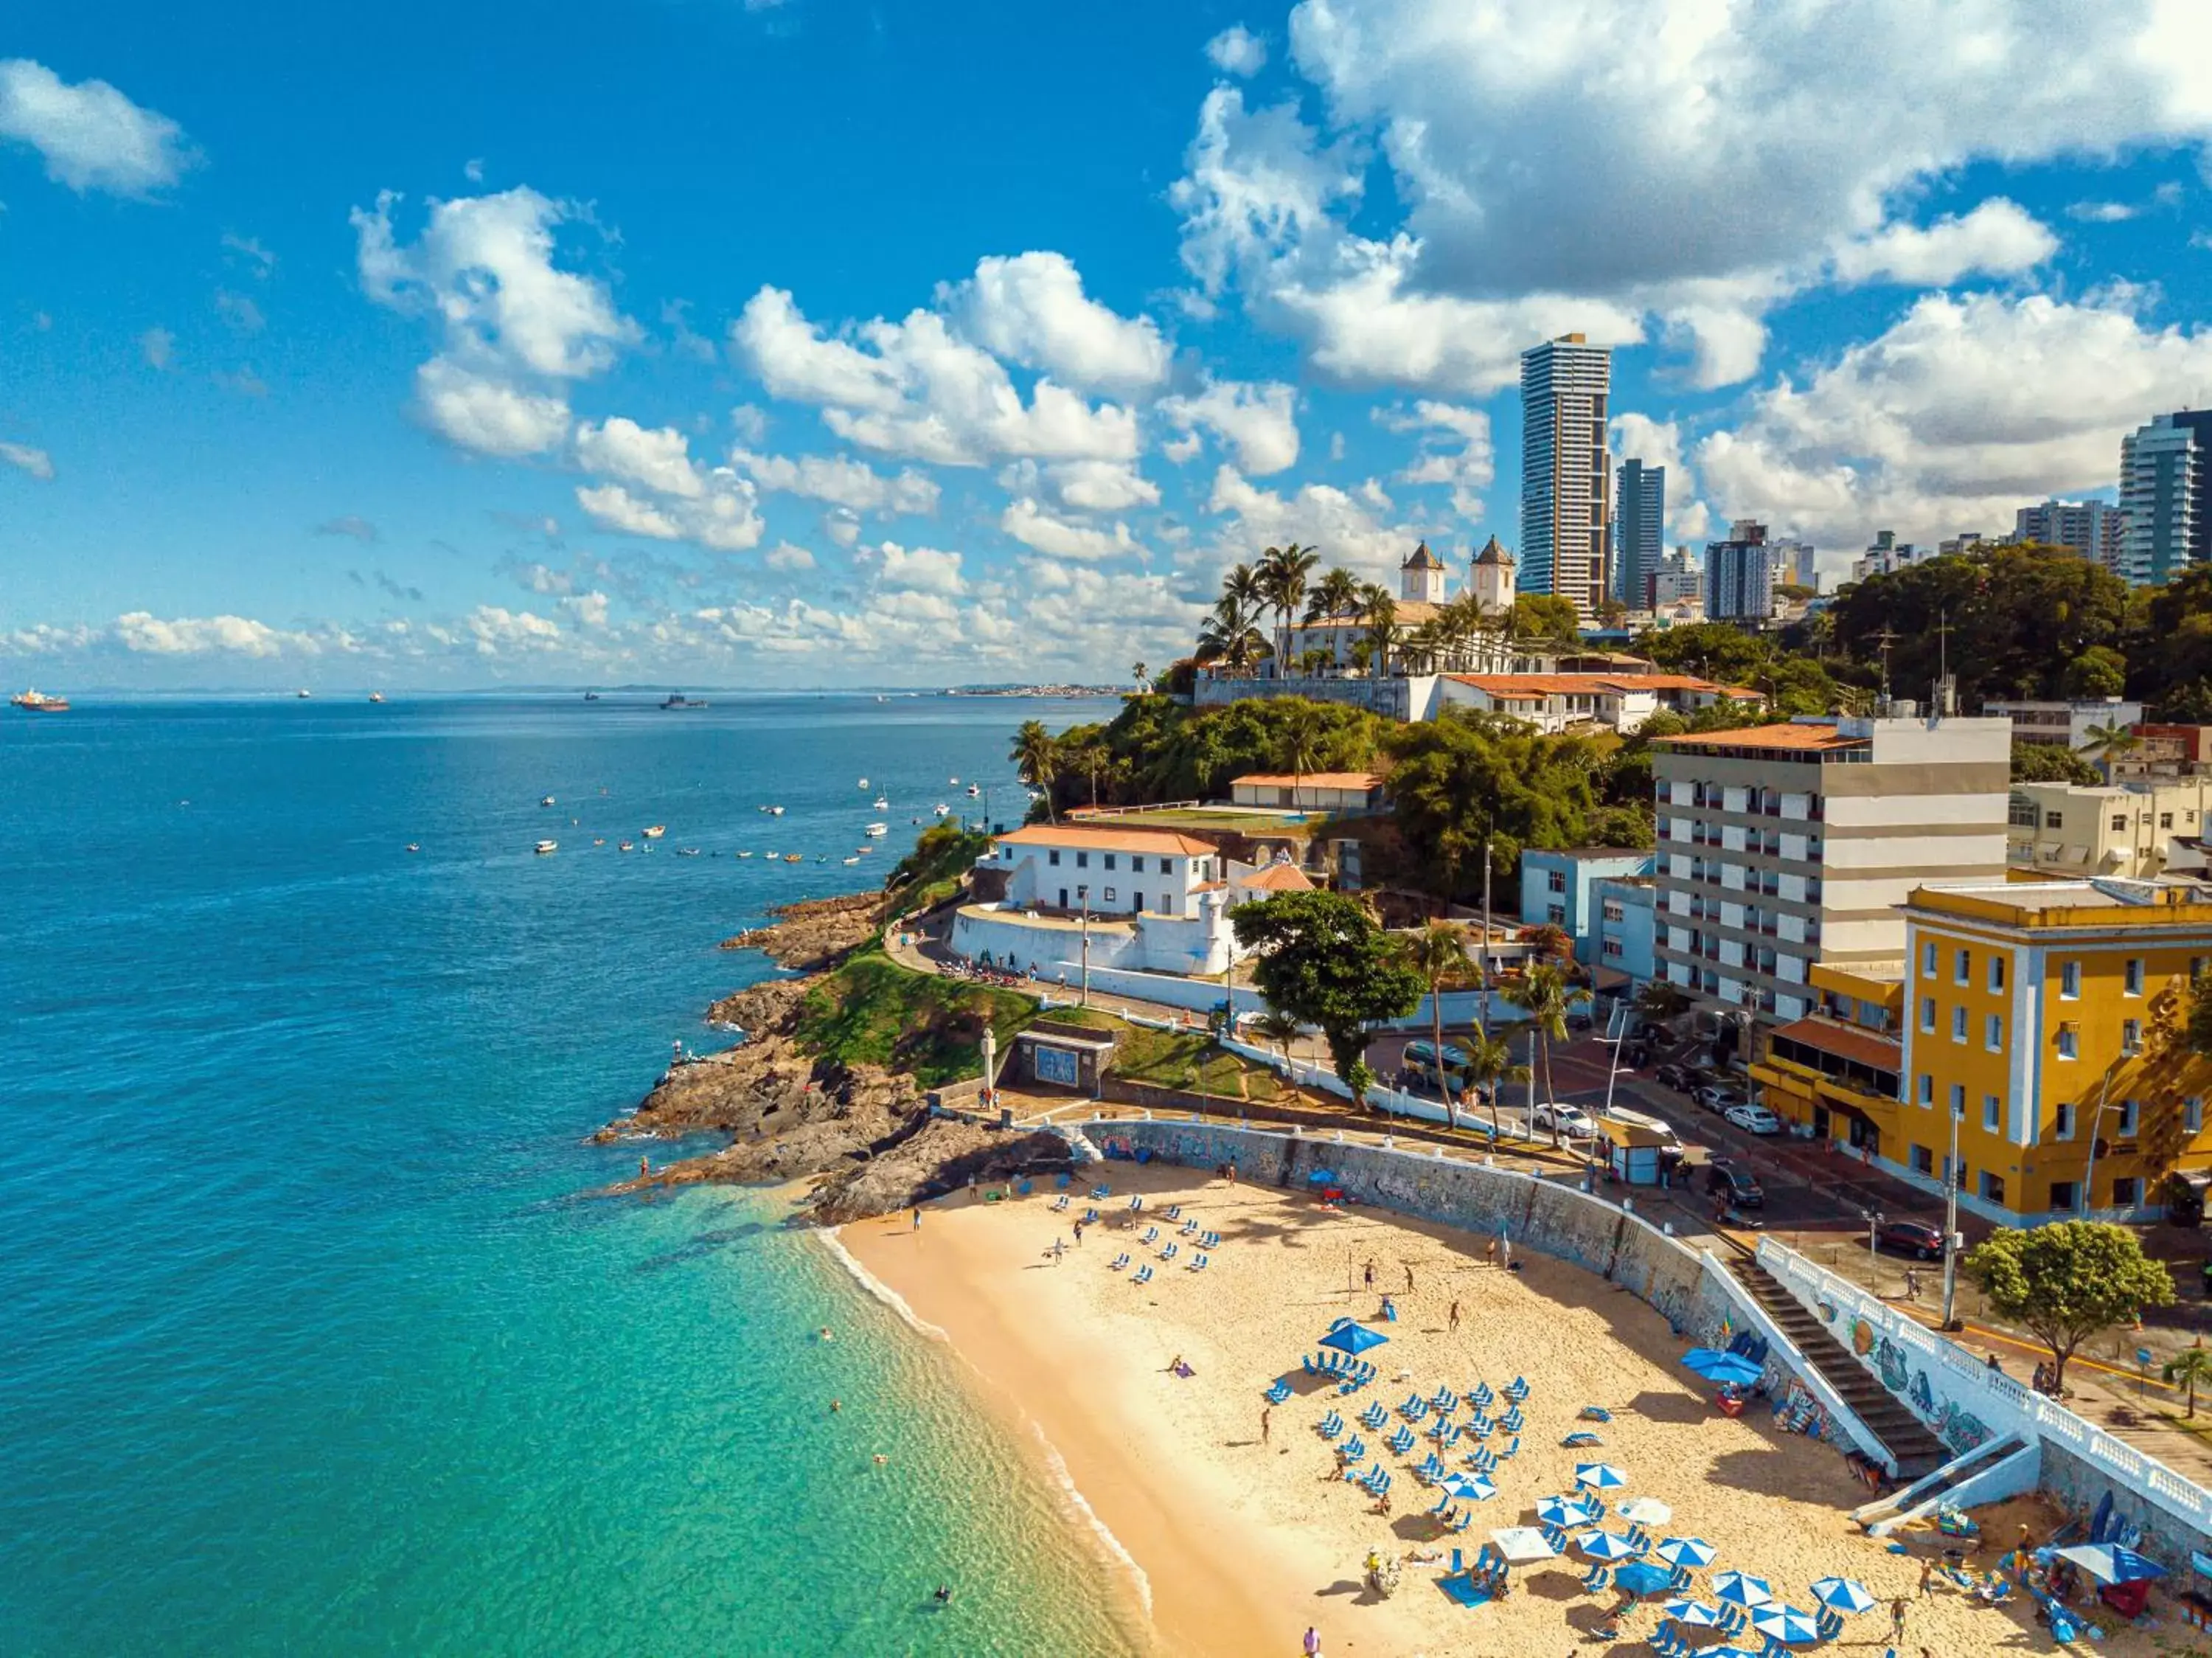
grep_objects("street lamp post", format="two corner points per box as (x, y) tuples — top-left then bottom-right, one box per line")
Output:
(1940, 1094), (1964, 1329)
(1863, 1207), (1885, 1284)
(1077, 884), (1091, 1009)
(2082, 1064), (2120, 1223)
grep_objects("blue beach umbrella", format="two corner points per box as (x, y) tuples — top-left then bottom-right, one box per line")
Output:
(1809, 1576), (1877, 1614)
(2054, 1543), (2168, 1585)
(1681, 1348), (1765, 1387)
(1660, 1598), (1724, 1628)
(1318, 1319), (1388, 1356)
(1576, 1529), (1641, 1561)
(1713, 1569), (1775, 1608)
(1750, 1605), (1821, 1645)
(1439, 1471), (1497, 1502)
(1573, 1462), (1627, 1491)
(1306, 1168), (1338, 1184)
(1656, 1537), (1717, 1569)
(1537, 1495), (1599, 1527)
(1614, 1561), (1674, 1598)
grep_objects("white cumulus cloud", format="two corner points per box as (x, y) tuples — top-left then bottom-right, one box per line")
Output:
(1158, 376), (1301, 474)
(0, 440), (55, 481)
(1206, 25), (1267, 77)
(0, 58), (196, 196)
(731, 448), (939, 515)
(940, 252), (1171, 395)
(1001, 498), (1146, 562)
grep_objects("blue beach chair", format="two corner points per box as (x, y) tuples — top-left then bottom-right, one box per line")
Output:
(1130, 1265), (1152, 1286)
(1108, 1252), (1130, 1270)
(1189, 1253), (1209, 1272)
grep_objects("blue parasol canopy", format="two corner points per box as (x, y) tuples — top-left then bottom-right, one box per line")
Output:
(1809, 1577), (1877, 1614)
(1576, 1529), (1641, 1561)
(1318, 1319), (1388, 1356)
(1750, 1605), (1821, 1645)
(1537, 1495), (1599, 1527)
(1615, 1561), (1674, 1597)
(2054, 1544), (2168, 1585)
(1655, 1536), (1716, 1569)
(1439, 1471), (1497, 1502)
(1682, 1348), (1765, 1387)
(1574, 1461), (1627, 1490)
(1661, 1598), (1724, 1627)
(1714, 1570), (1775, 1608)
(1306, 1168), (1338, 1184)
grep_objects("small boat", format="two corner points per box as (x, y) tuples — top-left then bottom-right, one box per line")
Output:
(966, 785), (980, 797)
(296, 688), (312, 699)
(660, 692), (708, 710)
(765, 850), (776, 859)
(782, 853), (802, 864)
(842, 856), (860, 865)
(643, 825), (666, 839)
(948, 776), (959, 785)
(872, 796), (888, 810)
(368, 692), (386, 704)
(858, 777), (869, 789)
(10, 689), (69, 712)
(933, 803), (951, 816)
(583, 691), (601, 701)
(619, 840), (635, 852)
(677, 847), (701, 857)
(855, 845), (874, 855)
(405, 843), (420, 853)
(540, 795), (556, 808)
(875, 695), (888, 703)
(737, 850), (754, 859)
(535, 839), (558, 856)
(592, 838), (605, 846)
(768, 805), (785, 816)
(863, 822), (888, 838)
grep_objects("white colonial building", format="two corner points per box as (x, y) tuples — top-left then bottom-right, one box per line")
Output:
(1437, 672), (1758, 735)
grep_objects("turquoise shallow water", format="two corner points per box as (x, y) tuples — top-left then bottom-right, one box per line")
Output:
(0, 695), (1141, 1657)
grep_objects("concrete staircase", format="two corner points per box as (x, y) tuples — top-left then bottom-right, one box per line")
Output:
(1728, 1257), (1951, 1480)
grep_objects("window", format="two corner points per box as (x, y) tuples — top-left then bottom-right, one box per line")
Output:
(1103, 853), (1117, 871)
(1076, 851), (1089, 869)
(1918, 1074), (1933, 1107)
(2053, 1101), (2073, 1140)
(1923, 941), (1938, 977)
(2125, 958), (2144, 996)
(2057, 1024), (2079, 1060)
(2122, 1019), (2142, 1055)
(1546, 903), (1567, 925)
(1159, 858), (1174, 874)
(2162, 813), (2174, 830)
(1547, 870), (1567, 893)
(2049, 1180), (2079, 1213)
(1986, 1013), (2003, 1051)
(1955, 948), (1971, 985)
(1980, 1172), (2006, 1205)
(1950, 1083), (1966, 1118)
(2112, 1176), (2140, 1208)
(1920, 996), (1935, 1033)
(1048, 849), (1061, 867)
(2191, 1097), (2205, 1134)
(2111, 814), (2129, 833)
(2060, 961), (2080, 999)
(2045, 811), (2064, 830)
(1989, 956), (2005, 993)
(1910, 1145), (1934, 1175)
(2008, 794), (2037, 828)
(1602, 938), (1623, 960)
(2119, 1098), (2139, 1137)
(1983, 1095), (2002, 1131)
(1952, 1006), (1967, 1042)
(1602, 901), (1626, 924)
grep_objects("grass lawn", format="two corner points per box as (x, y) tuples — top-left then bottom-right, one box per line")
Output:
(1049, 1009), (1279, 1097)
(791, 940), (1038, 1086)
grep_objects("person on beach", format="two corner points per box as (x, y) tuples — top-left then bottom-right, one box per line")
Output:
(639, 1155), (650, 1179)
(1500, 1234), (1512, 1271)
(1363, 1260), (1375, 1290)
(1302, 1627), (1321, 1657)
(1484, 1238), (1497, 1268)
(911, 1207), (922, 1231)
(1890, 1595), (1907, 1643)
(1448, 1300), (1461, 1331)
(1917, 1557), (1934, 1597)
(1262, 1406), (1271, 1444)
(1404, 1263), (1414, 1292)
(1073, 1221), (1084, 1246)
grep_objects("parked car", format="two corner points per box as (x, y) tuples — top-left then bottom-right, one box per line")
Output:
(1724, 1102), (1784, 1135)
(1878, 1220), (1947, 1260)
(1656, 1063), (1712, 1092)
(1402, 1039), (1471, 1074)
(1693, 1084), (1746, 1114)
(1620, 1044), (1651, 1070)
(1532, 1101), (1598, 1137)
(1703, 1157), (1765, 1208)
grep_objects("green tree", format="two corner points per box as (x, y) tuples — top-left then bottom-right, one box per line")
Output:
(1963, 1220), (2174, 1392)
(1512, 593), (1583, 647)
(1249, 1009), (1303, 1066)
(2062, 645), (2128, 700)
(1385, 712), (1605, 901)
(2011, 742), (2101, 785)
(1503, 961), (1573, 1146)
(1276, 698), (1326, 799)
(1230, 891), (1425, 1111)
(2081, 720), (2141, 781)
(2165, 1339), (2212, 1418)
(1130, 661), (1149, 690)
(1011, 721), (1061, 823)
(1401, 923), (1471, 1127)
(1635, 978), (1692, 1025)
(1259, 543), (1319, 670)
(1456, 1030), (1528, 1144)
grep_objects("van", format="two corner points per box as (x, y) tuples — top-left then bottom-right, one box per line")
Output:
(1402, 1039), (1471, 1074)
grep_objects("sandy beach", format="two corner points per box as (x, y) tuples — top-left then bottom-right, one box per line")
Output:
(842, 1157), (2162, 1658)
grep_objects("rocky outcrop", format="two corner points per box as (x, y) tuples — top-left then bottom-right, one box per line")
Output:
(805, 1120), (1077, 1226)
(717, 892), (883, 971)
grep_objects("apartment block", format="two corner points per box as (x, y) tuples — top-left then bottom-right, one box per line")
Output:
(1705, 520), (1774, 622)
(2008, 777), (2212, 878)
(1520, 334), (1613, 623)
(2014, 499), (2124, 569)
(1980, 697), (2145, 751)
(1614, 458), (1665, 608)
(2119, 412), (2212, 586)
(1650, 715), (2012, 1021)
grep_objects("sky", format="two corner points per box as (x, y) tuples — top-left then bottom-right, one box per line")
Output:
(8, 0), (2212, 690)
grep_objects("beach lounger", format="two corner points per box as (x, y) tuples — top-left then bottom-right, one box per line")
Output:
(1131, 1265), (1153, 1286)
(1200, 1230), (1221, 1248)
(1160, 1242), (1178, 1261)
(1399, 1394), (1427, 1420)
(1189, 1253), (1208, 1272)
(1342, 1435), (1366, 1462)
(1015, 1179), (1032, 1196)
(1505, 1376), (1529, 1401)
(1651, 1622), (1686, 1657)
(1317, 1412), (1343, 1439)
(1360, 1402), (1387, 1429)
(1496, 1435), (1520, 1460)
(1386, 1426), (1415, 1455)
(1368, 1469), (1392, 1498)
(1082, 1208), (1100, 1225)
(1162, 1204), (1182, 1221)
(1139, 1225), (1158, 1244)
(1430, 1387), (1455, 1412)
(1266, 1380), (1291, 1405)
(1051, 1195), (1071, 1212)
(1464, 1415), (1492, 1440)
(1449, 1508), (1473, 1533)
(1757, 1639), (1791, 1658)
(1467, 1448), (1496, 1473)
(1091, 1184), (1110, 1199)
(1499, 1408), (1524, 1433)
(1561, 1431), (1602, 1447)
(1468, 1381), (1493, 1406)
(1578, 1406), (1612, 1422)
(1054, 1173), (1071, 1189)
(1815, 1609), (1844, 1640)
(1127, 1196), (1142, 1211)
(1717, 1603), (1745, 1635)
(1179, 1218), (1198, 1235)
(1108, 1252), (1130, 1270)
(1580, 1564), (1610, 1594)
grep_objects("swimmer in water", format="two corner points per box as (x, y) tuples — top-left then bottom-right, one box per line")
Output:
(933, 1585), (953, 1604)
(872, 1454), (888, 1466)
(831, 1399), (841, 1414)
(819, 1327), (833, 1342)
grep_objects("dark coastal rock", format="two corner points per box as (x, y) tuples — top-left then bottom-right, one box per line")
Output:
(714, 892), (883, 971)
(804, 1120), (1078, 1227)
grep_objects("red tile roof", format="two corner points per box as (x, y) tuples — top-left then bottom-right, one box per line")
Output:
(1447, 672), (1745, 698)
(1231, 771), (1382, 790)
(1238, 862), (1316, 892)
(1654, 722), (1865, 752)
(1767, 1016), (1903, 1071)
(996, 824), (1217, 857)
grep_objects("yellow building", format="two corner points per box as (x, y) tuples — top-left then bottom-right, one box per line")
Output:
(1891, 880), (2212, 1223)
(1750, 962), (1907, 1163)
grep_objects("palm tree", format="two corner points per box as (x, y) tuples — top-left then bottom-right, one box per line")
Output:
(1400, 923), (1470, 1127)
(1259, 543), (1319, 673)
(2082, 721), (2141, 782)
(1011, 720), (1061, 823)
(1305, 566), (1363, 623)
(1073, 740), (1112, 808)
(1457, 1030), (1529, 1145)
(1276, 700), (1326, 804)
(1251, 1009), (1302, 1069)
(1503, 961), (1573, 1146)
(1197, 596), (1270, 676)
(1359, 585), (1398, 677)
(1131, 661), (1148, 691)
(2165, 1339), (2212, 1417)
(1221, 561), (1266, 616)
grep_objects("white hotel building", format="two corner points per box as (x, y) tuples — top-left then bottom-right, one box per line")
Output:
(1650, 715), (2013, 1021)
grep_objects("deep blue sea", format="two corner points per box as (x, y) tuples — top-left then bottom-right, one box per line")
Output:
(0, 693), (1142, 1658)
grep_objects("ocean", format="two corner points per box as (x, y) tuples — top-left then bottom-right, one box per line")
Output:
(0, 693), (1144, 1658)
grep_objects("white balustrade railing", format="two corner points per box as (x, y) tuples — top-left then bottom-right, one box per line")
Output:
(1757, 1238), (2212, 1535)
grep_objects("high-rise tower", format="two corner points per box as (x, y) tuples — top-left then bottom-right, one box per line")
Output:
(1520, 335), (1613, 624)
(1614, 457), (1664, 608)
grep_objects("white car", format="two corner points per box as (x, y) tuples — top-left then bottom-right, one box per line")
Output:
(1532, 1101), (1598, 1137)
(1725, 1103), (1784, 1136)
